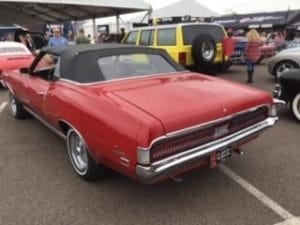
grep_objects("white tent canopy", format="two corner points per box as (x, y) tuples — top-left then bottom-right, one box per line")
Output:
(150, 0), (218, 19)
(0, 0), (150, 29)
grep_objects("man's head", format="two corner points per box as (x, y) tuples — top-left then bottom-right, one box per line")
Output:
(79, 29), (85, 35)
(53, 28), (61, 38)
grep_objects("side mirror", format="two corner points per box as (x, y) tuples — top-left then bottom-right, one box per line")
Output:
(20, 67), (30, 74)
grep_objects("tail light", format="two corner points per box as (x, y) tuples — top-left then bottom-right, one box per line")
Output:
(142, 106), (269, 164)
(178, 52), (186, 65)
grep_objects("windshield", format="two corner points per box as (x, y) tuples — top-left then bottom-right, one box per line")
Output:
(97, 53), (177, 81)
(0, 46), (30, 55)
(0, 28), (18, 41)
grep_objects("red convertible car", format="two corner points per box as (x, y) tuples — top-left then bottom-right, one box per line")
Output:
(0, 42), (34, 88)
(3, 44), (282, 183)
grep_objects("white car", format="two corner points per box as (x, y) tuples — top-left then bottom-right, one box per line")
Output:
(268, 47), (300, 80)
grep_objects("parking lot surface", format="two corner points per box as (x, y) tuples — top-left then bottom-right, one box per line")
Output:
(0, 63), (299, 225)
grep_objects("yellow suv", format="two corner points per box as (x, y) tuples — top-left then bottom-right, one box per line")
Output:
(122, 23), (229, 71)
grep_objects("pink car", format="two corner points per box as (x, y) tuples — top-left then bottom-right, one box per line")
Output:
(231, 37), (276, 64)
(0, 42), (35, 87)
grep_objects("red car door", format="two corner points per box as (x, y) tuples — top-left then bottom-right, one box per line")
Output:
(24, 55), (60, 122)
(25, 75), (52, 119)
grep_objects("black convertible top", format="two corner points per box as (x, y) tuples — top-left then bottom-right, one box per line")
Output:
(41, 44), (154, 58)
(31, 44), (185, 83)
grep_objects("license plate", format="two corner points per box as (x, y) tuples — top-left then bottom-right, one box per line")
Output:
(210, 148), (231, 168)
(217, 148), (231, 162)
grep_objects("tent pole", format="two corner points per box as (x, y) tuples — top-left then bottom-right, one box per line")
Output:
(92, 17), (96, 38)
(116, 13), (120, 33)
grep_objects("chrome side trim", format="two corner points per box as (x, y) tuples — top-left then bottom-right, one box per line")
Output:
(23, 108), (99, 163)
(23, 106), (66, 140)
(139, 104), (271, 151)
(136, 117), (278, 184)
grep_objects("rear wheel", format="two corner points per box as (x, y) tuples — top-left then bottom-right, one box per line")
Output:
(67, 128), (106, 181)
(275, 61), (299, 80)
(292, 93), (300, 121)
(9, 93), (28, 119)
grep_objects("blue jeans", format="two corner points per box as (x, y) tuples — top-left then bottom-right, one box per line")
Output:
(246, 61), (255, 72)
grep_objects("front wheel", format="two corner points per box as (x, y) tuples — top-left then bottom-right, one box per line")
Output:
(9, 93), (28, 119)
(67, 128), (106, 181)
(292, 93), (300, 121)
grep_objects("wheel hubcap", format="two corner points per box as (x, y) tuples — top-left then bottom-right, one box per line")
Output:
(68, 131), (88, 174)
(276, 63), (294, 77)
(202, 41), (214, 61)
(10, 95), (17, 115)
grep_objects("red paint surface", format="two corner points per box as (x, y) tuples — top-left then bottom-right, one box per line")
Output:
(3, 71), (273, 181)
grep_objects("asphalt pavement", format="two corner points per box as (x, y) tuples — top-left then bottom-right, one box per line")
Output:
(0, 62), (299, 225)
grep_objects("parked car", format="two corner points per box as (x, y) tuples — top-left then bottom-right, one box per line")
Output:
(3, 44), (282, 184)
(230, 36), (276, 65)
(0, 26), (46, 49)
(122, 23), (230, 72)
(258, 43), (277, 63)
(273, 69), (300, 121)
(0, 41), (35, 88)
(268, 48), (300, 80)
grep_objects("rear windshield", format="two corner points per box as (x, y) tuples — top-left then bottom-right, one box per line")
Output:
(97, 53), (177, 81)
(0, 28), (18, 41)
(182, 25), (225, 45)
(0, 47), (29, 55)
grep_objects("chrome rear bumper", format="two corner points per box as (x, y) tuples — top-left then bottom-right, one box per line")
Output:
(136, 117), (278, 184)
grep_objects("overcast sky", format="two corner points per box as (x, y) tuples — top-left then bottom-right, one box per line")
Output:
(144, 0), (300, 14)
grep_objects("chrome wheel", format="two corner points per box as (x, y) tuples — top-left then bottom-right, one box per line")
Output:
(201, 41), (215, 62)
(67, 129), (88, 175)
(292, 93), (300, 121)
(276, 62), (297, 79)
(8, 93), (28, 119)
(9, 94), (17, 116)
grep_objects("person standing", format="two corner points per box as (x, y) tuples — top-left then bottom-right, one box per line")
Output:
(48, 28), (68, 47)
(244, 29), (262, 83)
(119, 28), (126, 43)
(76, 29), (90, 44)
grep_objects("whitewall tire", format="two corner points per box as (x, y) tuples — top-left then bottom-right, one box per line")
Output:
(292, 93), (300, 121)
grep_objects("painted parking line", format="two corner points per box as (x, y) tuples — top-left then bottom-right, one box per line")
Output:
(0, 102), (8, 114)
(273, 217), (300, 225)
(218, 164), (300, 224)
